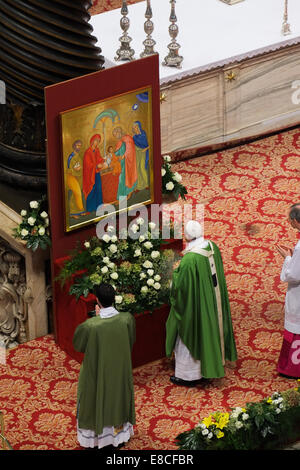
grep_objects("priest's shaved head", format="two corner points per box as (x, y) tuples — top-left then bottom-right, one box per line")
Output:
(94, 283), (115, 308)
(184, 220), (203, 241)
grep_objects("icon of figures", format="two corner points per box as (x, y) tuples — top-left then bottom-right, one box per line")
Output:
(113, 126), (138, 201)
(132, 120), (150, 191)
(82, 134), (104, 214)
(67, 140), (87, 219)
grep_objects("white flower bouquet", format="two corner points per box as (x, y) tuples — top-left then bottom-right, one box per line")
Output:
(13, 196), (51, 251)
(161, 155), (188, 201)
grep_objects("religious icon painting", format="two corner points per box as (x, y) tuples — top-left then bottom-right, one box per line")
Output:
(60, 86), (154, 232)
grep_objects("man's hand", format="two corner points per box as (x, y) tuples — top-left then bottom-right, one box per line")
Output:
(276, 244), (293, 258)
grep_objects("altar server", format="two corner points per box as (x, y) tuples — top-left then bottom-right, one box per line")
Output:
(276, 203), (300, 379)
(166, 220), (237, 386)
(73, 283), (136, 449)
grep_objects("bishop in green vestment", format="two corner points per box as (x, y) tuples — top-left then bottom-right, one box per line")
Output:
(73, 284), (136, 448)
(166, 221), (237, 385)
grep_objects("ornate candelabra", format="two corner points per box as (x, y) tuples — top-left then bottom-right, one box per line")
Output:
(115, 0), (135, 61)
(140, 0), (156, 58)
(163, 0), (183, 69)
(281, 0), (291, 36)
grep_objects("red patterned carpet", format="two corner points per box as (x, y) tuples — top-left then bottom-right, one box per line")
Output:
(1, 127), (300, 450)
(90, 0), (142, 16)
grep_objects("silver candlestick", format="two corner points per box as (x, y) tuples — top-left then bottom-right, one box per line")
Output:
(281, 0), (291, 36)
(115, 0), (135, 61)
(140, 0), (156, 57)
(162, 0), (183, 69)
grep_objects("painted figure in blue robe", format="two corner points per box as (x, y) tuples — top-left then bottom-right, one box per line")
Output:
(132, 121), (150, 191)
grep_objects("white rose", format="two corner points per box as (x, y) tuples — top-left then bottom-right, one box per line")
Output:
(235, 421), (243, 429)
(111, 235), (118, 243)
(207, 432), (213, 439)
(40, 211), (48, 218)
(173, 172), (182, 183)
(107, 225), (115, 233)
(109, 244), (118, 253)
(154, 282), (161, 290)
(151, 250), (160, 259)
(137, 217), (144, 225)
(108, 262), (115, 269)
(131, 223), (139, 233)
(148, 222), (156, 230)
(163, 155), (171, 162)
(143, 260), (153, 269)
(161, 168), (166, 176)
(154, 274), (161, 281)
(144, 241), (153, 249)
(84, 241), (90, 249)
(147, 278), (155, 286)
(110, 272), (118, 280)
(29, 200), (39, 209)
(21, 229), (29, 237)
(115, 295), (123, 304)
(134, 249), (142, 257)
(101, 266), (108, 274)
(140, 272), (146, 279)
(103, 256), (110, 264)
(242, 413), (249, 421)
(166, 181), (174, 191)
(102, 234), (111, 243)
(38, 227), (45, 236)
(141, 286), (148, 293)
(139, 235), (145, 242)
(20, 209), (27, 217)
(27, 217), (36, 226)
(202, 429), (209, 436)
(147, 269), (154, 277)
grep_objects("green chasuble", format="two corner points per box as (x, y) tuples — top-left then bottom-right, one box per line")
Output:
(73, 312), (136, 435)
(166, 241), (237, 379)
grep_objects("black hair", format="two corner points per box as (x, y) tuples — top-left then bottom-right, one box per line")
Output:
(289, 204), (300, 223)
(94, 283), (115, 308)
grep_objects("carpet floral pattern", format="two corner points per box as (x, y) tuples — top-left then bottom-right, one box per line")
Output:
(1, 128), (300, 450)
(90, 0), (142, 16)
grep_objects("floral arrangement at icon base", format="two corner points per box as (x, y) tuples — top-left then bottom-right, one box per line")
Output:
(161, 155), (188, 202)
(176, 384), (300, 450)
(13, 197), (51, 252)
(56, 219), (181, 315)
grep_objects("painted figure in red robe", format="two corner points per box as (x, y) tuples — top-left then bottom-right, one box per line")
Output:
(82, 134), (104, 213)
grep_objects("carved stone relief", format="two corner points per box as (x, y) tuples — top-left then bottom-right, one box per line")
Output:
(0, 238), (32, 348)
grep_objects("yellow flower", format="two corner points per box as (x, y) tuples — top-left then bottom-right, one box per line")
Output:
(215, 413), (230, 430)
(202, 415), (213, 428)
(217, 431), (224, 439)
(267, 398), (272, 404)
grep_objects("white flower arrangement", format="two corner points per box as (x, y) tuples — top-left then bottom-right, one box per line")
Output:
(13, 197), (51, 251)
(161, 155), (187, 201)
(59, 219), (179, 315)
